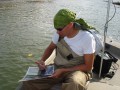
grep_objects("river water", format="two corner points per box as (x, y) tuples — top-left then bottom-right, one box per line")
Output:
(0, 0), (120, 90)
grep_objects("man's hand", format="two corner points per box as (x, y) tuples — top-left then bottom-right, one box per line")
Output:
(35, 60), (46, 70)
(50, 69), (65, 78)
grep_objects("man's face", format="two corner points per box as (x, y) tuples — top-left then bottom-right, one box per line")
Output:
(56, 22), (73, 37)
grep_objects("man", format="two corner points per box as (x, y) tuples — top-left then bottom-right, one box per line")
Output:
(22, 9), (96, 90)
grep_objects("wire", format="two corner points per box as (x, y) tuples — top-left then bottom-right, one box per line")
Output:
(104, 0), (117, 31)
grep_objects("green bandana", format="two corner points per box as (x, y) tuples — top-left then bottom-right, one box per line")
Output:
(54, 9), (76, 29)
(54, 9), (95, 30)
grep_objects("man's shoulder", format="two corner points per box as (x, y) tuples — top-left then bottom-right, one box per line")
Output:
(52, 32), (59, 44)
(80, 30), (94, 39)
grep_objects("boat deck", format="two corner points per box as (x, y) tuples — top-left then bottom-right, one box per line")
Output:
(88, 60), (120, 90)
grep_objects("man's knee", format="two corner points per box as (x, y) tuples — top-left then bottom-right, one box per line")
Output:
(66, 71), (87, 85)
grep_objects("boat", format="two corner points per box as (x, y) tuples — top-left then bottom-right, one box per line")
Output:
(16, 38), (120, 90)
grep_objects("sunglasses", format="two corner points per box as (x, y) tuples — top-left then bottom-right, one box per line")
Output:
(56, 28), (63, 31)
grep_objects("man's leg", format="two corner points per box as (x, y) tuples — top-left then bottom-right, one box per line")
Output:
(20, 78), (62, 90)
(61, 71), (89, 90)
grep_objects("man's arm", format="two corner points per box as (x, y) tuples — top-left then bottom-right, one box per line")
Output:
(40, 41), (56, 62)
(51, 53), (95, 78)
(62, 53), (95, 72)
(36, 41), (56, 70)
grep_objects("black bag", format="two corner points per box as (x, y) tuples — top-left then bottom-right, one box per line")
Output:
(93, 51), (118, 76)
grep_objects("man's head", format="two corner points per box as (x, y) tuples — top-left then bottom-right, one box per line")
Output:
(54, 9), (76, 30)
(54, 9), (95, 31)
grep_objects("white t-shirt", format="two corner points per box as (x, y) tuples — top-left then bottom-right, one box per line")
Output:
(52, 30), (96, 56)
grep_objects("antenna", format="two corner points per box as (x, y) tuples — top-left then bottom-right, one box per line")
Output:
(99, 0), (112, 78)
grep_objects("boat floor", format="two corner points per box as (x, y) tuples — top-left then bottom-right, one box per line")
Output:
(87, 59), (120, 90)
